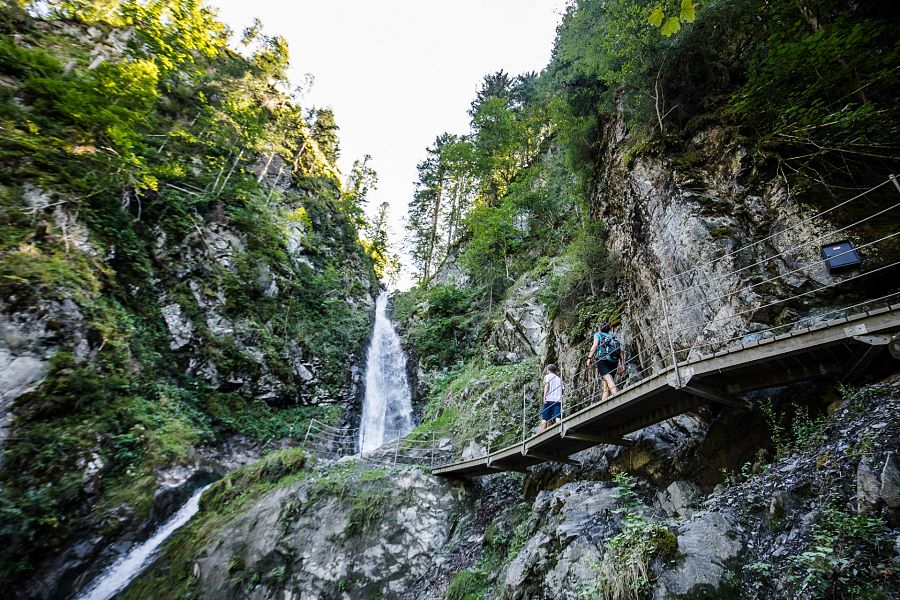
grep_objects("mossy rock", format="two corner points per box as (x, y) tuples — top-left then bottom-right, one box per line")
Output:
(445, 569), (488, 600)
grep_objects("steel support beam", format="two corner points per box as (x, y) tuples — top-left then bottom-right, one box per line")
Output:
(524, 453), (581, 467)
(682, 384), (753, 410)
(561, 431), (631, 446)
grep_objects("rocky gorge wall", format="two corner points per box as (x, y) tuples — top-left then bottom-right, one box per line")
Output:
(0, 11), (380, 597)
(383, 112), (900, 597)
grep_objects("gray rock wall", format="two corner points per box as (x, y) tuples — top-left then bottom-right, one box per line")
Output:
(187, 466), (468, 600)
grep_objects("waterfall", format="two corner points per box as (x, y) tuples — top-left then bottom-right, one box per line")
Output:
(73, 484), (210, 600)
(359, 291), (413, 453)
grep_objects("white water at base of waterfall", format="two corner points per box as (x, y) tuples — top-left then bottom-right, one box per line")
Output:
(73, 484), (211, 600)
(359, 291), (413, 454)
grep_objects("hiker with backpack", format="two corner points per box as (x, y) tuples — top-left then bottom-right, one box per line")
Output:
(540, 364), (564, 432)
(586, 322), (623, 402)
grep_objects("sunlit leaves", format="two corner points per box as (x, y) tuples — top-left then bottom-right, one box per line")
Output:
(647, 0), (696, 37)
(680, 0), (696, 23)
(658, 16), (679, 36)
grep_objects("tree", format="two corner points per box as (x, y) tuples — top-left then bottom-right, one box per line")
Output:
(309, 107), (340, 165)
(364, 202), (399, 281)
(342, 154), (377, 227)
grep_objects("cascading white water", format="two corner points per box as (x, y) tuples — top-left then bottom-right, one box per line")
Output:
(74, 484), (211, 600)
(359, 291), (413, 453)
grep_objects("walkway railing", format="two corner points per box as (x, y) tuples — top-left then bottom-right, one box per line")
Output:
(300, 419), (454, 468)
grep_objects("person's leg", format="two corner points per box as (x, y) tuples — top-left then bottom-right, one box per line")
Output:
(601, 377), (610, 403)
(603, 373), (618, 396)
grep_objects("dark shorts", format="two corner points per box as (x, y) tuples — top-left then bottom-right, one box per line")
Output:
(542, 401), (561, 421)
(596, 359), (617, 377)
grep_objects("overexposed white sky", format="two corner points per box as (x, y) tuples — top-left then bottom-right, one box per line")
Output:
(209, 0), (565, 288)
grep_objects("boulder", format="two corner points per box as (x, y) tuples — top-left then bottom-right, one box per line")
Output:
(857, 457), (881, 514)
(189, 466), (467, 600)
(880, 452), (900, 522)
(663, 480), (700, 518)
(652, 511), (743, 599)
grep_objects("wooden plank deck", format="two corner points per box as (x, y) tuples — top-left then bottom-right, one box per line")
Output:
(433, 304), (900, 478)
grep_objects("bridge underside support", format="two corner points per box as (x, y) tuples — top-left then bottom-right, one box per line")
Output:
(523, 453), (581, 467)
(682, 384), (753, 410)
(842, 335), (891, 382)
(561, 432), (632, 446)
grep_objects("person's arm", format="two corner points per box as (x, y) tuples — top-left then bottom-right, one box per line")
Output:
(586, 337), (598, 366)
(543, 378), (549, 402)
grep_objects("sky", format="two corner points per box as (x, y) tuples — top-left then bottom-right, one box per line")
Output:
(208, 0), (566, 288)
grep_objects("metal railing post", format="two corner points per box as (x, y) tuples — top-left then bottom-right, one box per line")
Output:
(303, 419), (314, 445)
(430, 430), (436, 468)
(559, 378), (565, 424)
(393, 436), (400, 467)
(522, 384), (527, 444)
(659, 280), (682, 388)
(487, 402), (495, 455)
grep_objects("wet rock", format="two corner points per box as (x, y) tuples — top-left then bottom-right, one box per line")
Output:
(150, 467), (218, 525)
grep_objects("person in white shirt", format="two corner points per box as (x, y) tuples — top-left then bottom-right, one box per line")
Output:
(540, 364), (564, 432)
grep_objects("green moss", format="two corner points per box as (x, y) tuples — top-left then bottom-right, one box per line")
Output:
(445, 569), (488, 600)
(202, 448), (309, 514)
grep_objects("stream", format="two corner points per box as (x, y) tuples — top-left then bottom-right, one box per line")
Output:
(73, 484), (211, 600)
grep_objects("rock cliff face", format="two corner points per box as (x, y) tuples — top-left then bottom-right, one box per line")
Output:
(123, 460), (471, 600)
(2, 185), (377, 598)
(382, 115), (900, 598)
(474, 120), (892, 383)
(119, 378), (898, 600)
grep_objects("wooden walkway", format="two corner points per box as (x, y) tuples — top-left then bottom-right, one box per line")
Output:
(433, 304), (900, 477)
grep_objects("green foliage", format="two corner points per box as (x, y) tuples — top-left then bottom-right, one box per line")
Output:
(760, 399), (791, 460)
(538, 221), (617, 318)
(791, 405), (827, 449)
(445, 569), (487, 600)
(648, 0), (697, 37)
(732, 15), (900, 179)
(788, 503), (893, 598)
(0, 3), (378, 593)
(201, 448), (308, 514)
(402, 284), (476, 370)
(761, 400), (830, 460)
(406, 356), (538, 455)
